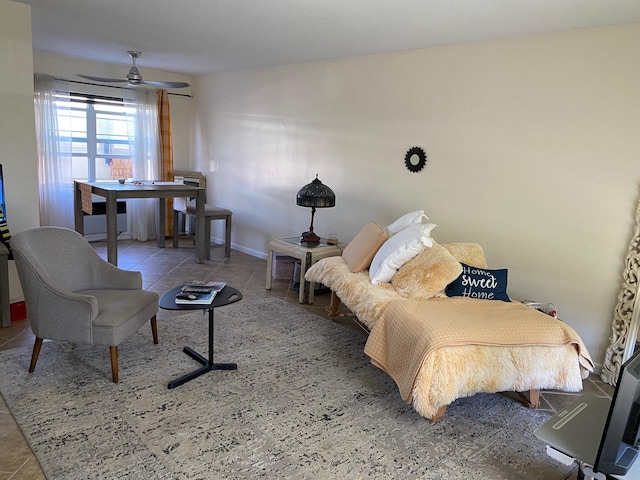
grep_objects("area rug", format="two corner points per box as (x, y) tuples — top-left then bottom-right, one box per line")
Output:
(0, 298), (574, 479)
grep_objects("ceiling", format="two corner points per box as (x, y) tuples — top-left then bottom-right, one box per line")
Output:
(15, 0), (640, 76)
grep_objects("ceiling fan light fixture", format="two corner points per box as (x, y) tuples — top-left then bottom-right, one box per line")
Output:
(126, 68), (142, 85)
(126, 52), (142, 84)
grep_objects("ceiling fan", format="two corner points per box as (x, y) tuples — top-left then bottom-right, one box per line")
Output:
(77, 51), (190, 89)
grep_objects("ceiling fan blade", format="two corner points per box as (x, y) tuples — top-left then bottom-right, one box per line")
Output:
(141, 80), (190, 89)
(77, 74), (127, 83)
(78, 52), (190, 89)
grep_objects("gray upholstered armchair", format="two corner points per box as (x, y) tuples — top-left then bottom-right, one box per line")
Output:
(10, 226), (159, 383)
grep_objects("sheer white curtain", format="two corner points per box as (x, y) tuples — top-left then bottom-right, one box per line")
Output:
(33, 74), (73, 228)
(122, 87), (160, 241)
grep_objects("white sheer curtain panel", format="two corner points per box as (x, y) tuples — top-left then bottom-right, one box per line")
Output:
(122, 87), (160, 241)
(33, 74), (73, 228)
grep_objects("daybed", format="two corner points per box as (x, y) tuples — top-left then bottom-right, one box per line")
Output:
(305, 215), (593, 422)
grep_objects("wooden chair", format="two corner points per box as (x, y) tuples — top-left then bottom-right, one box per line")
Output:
(172, 170), (232, 259)
(173, 204), (232, 259)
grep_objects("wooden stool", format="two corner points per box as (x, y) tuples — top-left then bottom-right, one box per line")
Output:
(173, 205), (232, 259)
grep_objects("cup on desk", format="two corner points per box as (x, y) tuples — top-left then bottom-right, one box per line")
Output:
(118, 178), (126, 184)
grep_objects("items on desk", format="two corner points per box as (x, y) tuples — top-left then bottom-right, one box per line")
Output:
(181, 280), (226, 293)
(175, 281), (226, 304)
(175, 290), (216, 305)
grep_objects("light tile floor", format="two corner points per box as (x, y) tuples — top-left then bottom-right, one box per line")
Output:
(0, 238), (614, 479)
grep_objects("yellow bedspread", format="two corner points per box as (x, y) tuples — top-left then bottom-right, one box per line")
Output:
(364, 297), (594, 403)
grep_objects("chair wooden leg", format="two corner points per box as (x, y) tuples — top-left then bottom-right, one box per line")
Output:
(150, 315), (158, 344)
(224, 214), (232, 258)
(205, 218), (212, 260)
(172, 210), (180, 248)
(110, 346), (119, 383)
(180, 212), (186, 238)
(29, 337), (43, 373)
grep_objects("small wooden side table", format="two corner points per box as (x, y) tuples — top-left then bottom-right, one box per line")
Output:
(266, 237), (344, 304)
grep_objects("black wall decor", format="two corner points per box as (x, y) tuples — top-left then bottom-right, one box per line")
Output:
(405, 146), (426, 172)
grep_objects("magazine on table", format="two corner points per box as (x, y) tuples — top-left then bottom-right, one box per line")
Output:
(175, 281), (226, 304)
(180, 281), (226, 294)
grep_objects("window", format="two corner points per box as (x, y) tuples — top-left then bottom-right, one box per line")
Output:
(35, 75), (161, 233)
(56, 93), (134, 181)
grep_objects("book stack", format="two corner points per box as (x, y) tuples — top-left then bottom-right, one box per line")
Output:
(175, 281), (226, 305)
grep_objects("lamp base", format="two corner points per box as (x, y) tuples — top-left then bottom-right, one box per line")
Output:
(300, 231), (321, 243)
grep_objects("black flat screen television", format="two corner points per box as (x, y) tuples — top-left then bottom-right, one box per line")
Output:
(0, 163), (5, 217)
(594, 348), (640, 476)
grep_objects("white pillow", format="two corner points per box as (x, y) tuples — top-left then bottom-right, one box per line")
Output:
(369, 223), (437, 285)
(385, 210), (428, 236)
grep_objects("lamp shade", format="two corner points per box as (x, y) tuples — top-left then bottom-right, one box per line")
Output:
(296, 175), (335, 244)
(296, 175), (335, 208)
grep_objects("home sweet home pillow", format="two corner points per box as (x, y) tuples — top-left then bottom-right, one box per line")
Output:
(445, 262), (511, 302)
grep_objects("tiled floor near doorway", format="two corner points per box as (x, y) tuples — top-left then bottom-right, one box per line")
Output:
(0, 238), (614, 479)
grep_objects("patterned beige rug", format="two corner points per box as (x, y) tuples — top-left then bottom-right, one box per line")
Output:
(0, 298), (574, 479)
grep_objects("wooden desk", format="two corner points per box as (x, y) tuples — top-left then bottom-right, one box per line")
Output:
(74, 181), (206, 265)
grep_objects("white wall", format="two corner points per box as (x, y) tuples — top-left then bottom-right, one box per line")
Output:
(1, 0), (39, 302)
(191, 24), (640, 367)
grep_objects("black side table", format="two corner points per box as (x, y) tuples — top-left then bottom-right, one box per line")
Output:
(159, 284), (242, 389)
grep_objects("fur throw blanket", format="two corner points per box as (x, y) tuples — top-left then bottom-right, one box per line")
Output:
(305, 255), (594, 420)
(365, 297), (593, 419)
(305, 256), (399, 330)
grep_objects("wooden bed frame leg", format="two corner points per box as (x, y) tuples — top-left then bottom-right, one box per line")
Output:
(430, 405), (447, 423)
(517, 389), (540, 409)
(329, 291), (340, 320)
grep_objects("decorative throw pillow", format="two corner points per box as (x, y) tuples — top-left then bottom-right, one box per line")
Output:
(443, 242), (488, 269)
(445, 263), (511, 302)
(369, 223), (437, 285)
(385, 210), (428, 236)
(342, 221), (389, 273)
(392, 241), (463, 299)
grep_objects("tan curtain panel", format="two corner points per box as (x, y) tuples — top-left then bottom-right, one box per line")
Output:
(157, 89), (174, 236)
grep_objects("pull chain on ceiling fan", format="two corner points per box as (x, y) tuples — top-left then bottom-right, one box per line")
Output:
(78, 51), (190, 89)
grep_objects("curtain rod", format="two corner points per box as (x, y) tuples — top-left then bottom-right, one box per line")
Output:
(53, 77), (192, 98)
